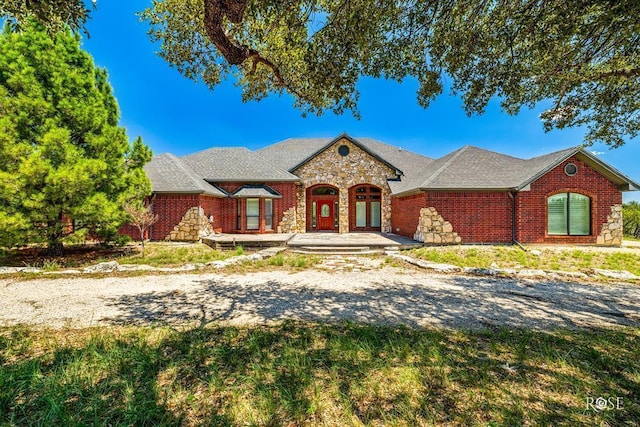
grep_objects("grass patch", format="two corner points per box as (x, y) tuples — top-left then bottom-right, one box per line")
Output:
(0, 322), (638, 425)
(408, 245), (640, 276)
(268, 253), (285, 266)
(256, 253), (320, 271)
(115, 243), (232, 267)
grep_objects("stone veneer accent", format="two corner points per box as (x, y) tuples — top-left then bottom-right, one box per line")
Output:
(277, 206), (298, 233)
(414, 207), (462, 244)
(165, 206), (213, 241)
(293, 138), (396, 233)
(597, 204), (623, 246)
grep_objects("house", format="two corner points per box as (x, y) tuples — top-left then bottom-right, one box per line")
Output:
(137, 133), (638, 246)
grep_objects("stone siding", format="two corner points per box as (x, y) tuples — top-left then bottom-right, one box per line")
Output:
(414, 207), (462, 244)
(293, 137), (397, 233)
(597, 204), (623, 245)
(165, 206), (213, 241)
(277, 206), (298, 233)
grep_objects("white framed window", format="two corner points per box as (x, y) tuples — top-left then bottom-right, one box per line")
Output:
(548, 193), (590, 236)
(265, 199), (273, 231)
(246, 198), (260, 230)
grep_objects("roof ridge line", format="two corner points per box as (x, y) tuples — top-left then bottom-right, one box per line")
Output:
(525, 145), (579, 160)
(181, 146), (251, 159)
(356, 137), (435, 161)
(251, 149), (302, 177)
(420, 145), (470, 188)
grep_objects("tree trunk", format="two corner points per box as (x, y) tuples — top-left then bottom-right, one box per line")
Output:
(140, 229), (145, 258)
(47, 214), (65, 256)
(47, 240), (64, 256)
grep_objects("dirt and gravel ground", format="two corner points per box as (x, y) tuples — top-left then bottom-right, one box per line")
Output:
(1, 262), (638, 330)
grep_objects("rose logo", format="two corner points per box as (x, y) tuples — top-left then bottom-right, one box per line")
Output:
(595, 397), (608, 411)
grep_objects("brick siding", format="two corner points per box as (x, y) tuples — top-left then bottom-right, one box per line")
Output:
(391, 156), (623, 244)
(427, 191), (513, 243)
(149, 193), (201, 240)
(390, 193), (428, 238)
(208, 182), (297, 234)
(516, 156), (622, 244)
(132, 156), (623, 243)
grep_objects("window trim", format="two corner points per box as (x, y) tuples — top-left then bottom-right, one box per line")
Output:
(547, 192), (591, 236)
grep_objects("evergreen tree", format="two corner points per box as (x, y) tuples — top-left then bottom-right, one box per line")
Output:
(0, 21), (151, 254)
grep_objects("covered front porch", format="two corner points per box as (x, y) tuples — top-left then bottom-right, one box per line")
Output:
(202, 232), (422, 252)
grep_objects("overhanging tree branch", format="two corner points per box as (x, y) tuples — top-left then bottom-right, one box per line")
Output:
(202, 0), (305, 99)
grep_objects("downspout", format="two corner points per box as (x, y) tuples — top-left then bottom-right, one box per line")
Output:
(508, 191), (526, 251)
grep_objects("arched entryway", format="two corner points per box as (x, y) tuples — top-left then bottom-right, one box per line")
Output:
(306, 184), (339, 232)
(349, 184), (382, 231)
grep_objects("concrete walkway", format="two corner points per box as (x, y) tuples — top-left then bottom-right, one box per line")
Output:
(287, 232), (421, 250)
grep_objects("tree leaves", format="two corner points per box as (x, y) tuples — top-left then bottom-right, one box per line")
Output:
(142, 0), (640, 146)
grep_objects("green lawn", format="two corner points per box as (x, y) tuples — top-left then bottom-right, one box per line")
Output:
(408, 245), (640, 277)
(1, 322), (638, 426)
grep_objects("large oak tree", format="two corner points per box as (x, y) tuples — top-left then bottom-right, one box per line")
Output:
(141, 0), (640, 147)
(3, 1), (640, 146)
(0, 21), (151, 254)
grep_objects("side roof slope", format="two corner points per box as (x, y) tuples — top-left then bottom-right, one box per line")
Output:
(144, 153), (226, 196)
(182, 147), (299, 182)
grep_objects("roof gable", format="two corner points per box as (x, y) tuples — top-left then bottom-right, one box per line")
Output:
(289, 134), (404, 175)
(520, 148), (640, 191)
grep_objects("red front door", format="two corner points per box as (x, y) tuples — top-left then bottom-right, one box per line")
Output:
(317, 200), (335, 230)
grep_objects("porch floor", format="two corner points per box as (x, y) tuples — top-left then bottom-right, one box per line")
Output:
(202, 232), (421, 252)
(287, 233), (421, 250)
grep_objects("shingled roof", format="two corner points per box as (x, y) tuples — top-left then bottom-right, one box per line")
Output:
(391, 145), (639, 195)
(182, 147), (299, 182)
(145, 134), (639, 197)
(144, 154), (226, 197)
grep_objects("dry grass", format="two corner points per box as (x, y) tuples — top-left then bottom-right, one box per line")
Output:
(1, 323), (638, 426)
(115, 242), (232, 266)
(408, 245), (640, 277)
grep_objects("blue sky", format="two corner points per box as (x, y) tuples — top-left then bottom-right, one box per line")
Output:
(82, 1), (639, 201)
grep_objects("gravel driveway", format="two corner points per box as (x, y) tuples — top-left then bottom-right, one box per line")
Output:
(1, 267), (638, 330)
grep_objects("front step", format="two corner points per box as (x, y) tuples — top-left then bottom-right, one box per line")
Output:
(291, 245), (378, 254)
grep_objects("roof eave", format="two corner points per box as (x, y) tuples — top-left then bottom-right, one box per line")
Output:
(203, 177), (301, 183)
(152, 190), (226, 198)
(419, 187), (515, 192)
(575, 150), (640, 192)
(391, 186), (516, 197)
(390, 188), (425, 198)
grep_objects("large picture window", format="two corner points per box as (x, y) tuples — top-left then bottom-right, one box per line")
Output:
(548, 193), (590, 236)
